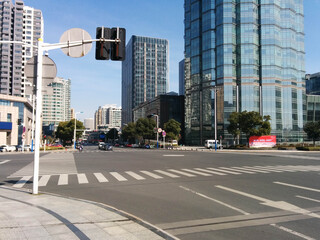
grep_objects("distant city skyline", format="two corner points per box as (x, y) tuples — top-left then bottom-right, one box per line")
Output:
(19, 0), (320, 121)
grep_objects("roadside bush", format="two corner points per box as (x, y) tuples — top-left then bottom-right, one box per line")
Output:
(40, 147), (65, 151)
(296, 146), (320, 151)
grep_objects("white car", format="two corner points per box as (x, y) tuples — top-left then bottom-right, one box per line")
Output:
(0, 145), (16, 152)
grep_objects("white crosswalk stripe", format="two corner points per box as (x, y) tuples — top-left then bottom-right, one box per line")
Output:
(241, 166), (270, 173)
(10, 165), (320, 187)
(208, 167), (242, 175)
(168, 169), (196, 177)
(77, 173), (89, 184)
(194, 168), (226, 176)
(13, 176), (32, 188)
(154, 170), (180, 178)
(140, 171), (163, 179)
(125, 171), (145, 180)
(228, 167), (257, 174)
(58, 174), (68, 185)
(38, 175), (51, 187)
(110, 172), (128, 181)
(94, 173), (108, 182)
(182, 169), (212, 176)
(0, 160), (10, 165)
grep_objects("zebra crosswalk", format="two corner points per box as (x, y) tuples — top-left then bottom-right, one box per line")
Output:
(10, 165), (320, 188)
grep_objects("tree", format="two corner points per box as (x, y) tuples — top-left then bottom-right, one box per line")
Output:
(238, 111), (271, 145)
(164, 119), (181, 140)
(135, 118), (156, 143)
(303, 121), (320, 146)
(55, 119), (85, 146)
(106, 128), (118, 142)
(121, 122), (137, 144)
(227, 112), (240, 144)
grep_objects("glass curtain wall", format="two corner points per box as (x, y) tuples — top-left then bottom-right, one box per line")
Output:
(184, 0), (305, 145)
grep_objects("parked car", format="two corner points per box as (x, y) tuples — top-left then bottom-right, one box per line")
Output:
(0, 145), (16, 152)
(23, 145), (32, 151)
(204, 139), (222, 149)
(15, 145), (23, 151)
(98, 142), (105, 150)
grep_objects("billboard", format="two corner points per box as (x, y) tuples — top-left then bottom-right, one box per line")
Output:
(249, 135), (276, 148)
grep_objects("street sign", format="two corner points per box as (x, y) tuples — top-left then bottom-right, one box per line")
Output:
(60, 28), (92, 58)
(154, 127), (157, 133)
(158, 128), (162, 133)
(25, 55), (57, 95)
(162, 131), (166, 137)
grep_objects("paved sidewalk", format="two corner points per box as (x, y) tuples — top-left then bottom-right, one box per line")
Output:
(0, 186), (178, 240)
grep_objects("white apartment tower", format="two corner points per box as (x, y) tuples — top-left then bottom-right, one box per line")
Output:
(42, 77), (71, 127)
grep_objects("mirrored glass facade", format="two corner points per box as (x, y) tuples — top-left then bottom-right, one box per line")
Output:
(122, 36), (169, 125)
(184, 0), (306, 145)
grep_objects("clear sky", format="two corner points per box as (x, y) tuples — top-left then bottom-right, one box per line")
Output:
(23, 0), (319, 121)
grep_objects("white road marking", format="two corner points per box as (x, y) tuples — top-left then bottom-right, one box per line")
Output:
(216, 185), (320, 218)
(169, 169), (196, 177)
(180, 186), (249, 215)
(154, 170), (180, 178)
(77, 174), (88, 184)
(241, 166), (270, 173)
(163, 155), (185, 157)
(296, 195), (320, 203)
(209, 167), (242, 175)
(38, 175), (51, 187)
(252, 166), (283, 172)
(194, 168), (226, 176)
(13, 176), (32, 188)
(228, 167), (256, 174)
(110, 172), (128, 181)
(94, 173), (108, 182)
(0, 160), (10, 165)
(125, 171), (145, 180)
(182, 169), (212, 176)
(270, 224), (316, 240)
(274, 182), (320, 193)
(58, 174), (68, 185)
(274, 166), (297, 172)
(140, 171), (163, 179)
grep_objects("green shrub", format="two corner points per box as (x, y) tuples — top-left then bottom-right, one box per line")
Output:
(296, 146), (320, 151)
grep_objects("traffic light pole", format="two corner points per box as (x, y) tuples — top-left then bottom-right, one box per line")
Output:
(1, 31), (124, 195)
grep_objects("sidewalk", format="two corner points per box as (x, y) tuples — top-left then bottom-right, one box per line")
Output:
(0, 186), (178, 240)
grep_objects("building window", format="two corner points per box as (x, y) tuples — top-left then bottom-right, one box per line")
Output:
(7, 113), (12, 122)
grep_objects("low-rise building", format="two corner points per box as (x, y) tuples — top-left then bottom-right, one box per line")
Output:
(0, 94), (33, 145)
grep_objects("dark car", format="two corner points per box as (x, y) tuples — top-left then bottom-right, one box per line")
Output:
(102, 143), (113, 151)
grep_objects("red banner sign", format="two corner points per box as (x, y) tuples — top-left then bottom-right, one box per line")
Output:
(249, 135), (276, 148)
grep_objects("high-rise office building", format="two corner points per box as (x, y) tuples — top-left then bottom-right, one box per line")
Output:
(184, 0), (305, 145)
(122, 36), (169, 126)
(0, 0), (43, 98)
(84, 118), (94, 130)
(179, 60), (185, 96)
(42, 77), (71, 127)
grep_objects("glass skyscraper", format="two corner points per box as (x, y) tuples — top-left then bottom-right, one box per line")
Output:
(184, 0), (305, 145)
(122, 36), (169, 125)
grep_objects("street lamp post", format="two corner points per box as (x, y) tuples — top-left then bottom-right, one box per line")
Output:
(148, 114), (159, 149)
(73, 112), (83, 149)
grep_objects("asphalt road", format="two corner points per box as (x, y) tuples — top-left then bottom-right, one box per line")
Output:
(1, 147), (320, 240)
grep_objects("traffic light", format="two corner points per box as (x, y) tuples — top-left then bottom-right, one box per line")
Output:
(95, 27), (111, 60)
(110, 27), (126, 61)
(17, 119), (22, 125)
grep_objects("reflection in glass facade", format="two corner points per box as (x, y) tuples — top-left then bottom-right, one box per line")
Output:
(122, 36), (169, 126)
(184, 0), (305, 145)
(306, 72), (320, 95)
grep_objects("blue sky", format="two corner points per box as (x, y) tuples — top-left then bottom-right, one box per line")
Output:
(23, 0), (319, 121)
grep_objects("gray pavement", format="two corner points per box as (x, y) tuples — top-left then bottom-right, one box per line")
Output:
(0, 186), (178, 240)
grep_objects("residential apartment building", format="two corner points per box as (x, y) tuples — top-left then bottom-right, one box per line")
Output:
(184, 0), (305, 145)
(84, 118), (94, 130)
(42, 77), (71, 128)
(0, 0), (43, 98)
(122, 36), (169, 126)
(94, 105), (121, 130)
